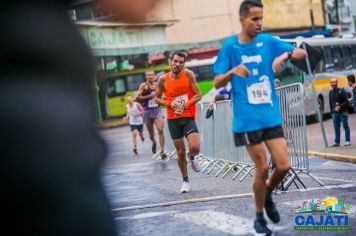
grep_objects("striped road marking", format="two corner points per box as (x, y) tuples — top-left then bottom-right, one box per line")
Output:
(112, 182), (356, 212)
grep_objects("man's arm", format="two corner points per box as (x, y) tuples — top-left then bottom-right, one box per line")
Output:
(272, 48), (307, 73)
(329, 90), (333, 113)
(136, 102), (144, 116)
(340, 89), (350, 110)
(184, 70), (202, 109)
(214, 64), (250, 89)
(123, 112), (129, 121)
(136, 83), (155, 102)
(154, 75), (170, 106)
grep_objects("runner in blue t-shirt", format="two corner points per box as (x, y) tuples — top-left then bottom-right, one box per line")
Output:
(213, 1), (307, 235)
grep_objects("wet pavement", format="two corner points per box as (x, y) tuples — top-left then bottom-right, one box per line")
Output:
(100, 116), (356, 235)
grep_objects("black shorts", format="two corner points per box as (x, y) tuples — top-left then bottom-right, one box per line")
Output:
(167, 117), (199, 140)
(130, 124), (143, 132)
(234, 125), (284, 147)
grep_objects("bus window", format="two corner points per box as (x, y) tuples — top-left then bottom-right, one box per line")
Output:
(352, 45), (356, 68)
(342, 46), (352, 70)
(199, 65), (215, 81)
(314, 46), (325, 73)
(127, 74), (145, 91)
(191, 65), (214, 82)
(107, 78), (126, 97)
(332, 46), (343, 71)
(324, 46), (334, 72)
(275, 60), (302, 85)
(189, 67), (199, 80)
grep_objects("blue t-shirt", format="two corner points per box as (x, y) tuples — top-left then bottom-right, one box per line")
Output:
(213, 33), (294, 133)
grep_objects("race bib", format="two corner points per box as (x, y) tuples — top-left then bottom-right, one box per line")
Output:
(247, 81), (272, 104)
(173, 94), (188, 106)
(148, 99), (158, 108)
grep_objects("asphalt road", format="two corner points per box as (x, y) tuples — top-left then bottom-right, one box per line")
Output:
(100, 125), (356, 236)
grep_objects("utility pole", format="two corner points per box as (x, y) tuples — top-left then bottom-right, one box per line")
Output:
(335, 0), (340, 24)
(309, 0), (315, 30)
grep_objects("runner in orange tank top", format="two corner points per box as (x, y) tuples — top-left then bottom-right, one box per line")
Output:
(155, 51), (202, 193)
(165, 70), (196, 119)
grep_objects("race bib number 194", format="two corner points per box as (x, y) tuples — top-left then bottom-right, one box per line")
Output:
(247, 81), (272, 104)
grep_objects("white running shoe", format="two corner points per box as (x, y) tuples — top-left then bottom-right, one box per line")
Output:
(190, 158), (201, 172)
(180, 181), (190, 193)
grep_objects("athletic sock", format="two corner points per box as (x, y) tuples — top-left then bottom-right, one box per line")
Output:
(189, 154), (195, 160)
(266, 187), (273, 202)
(183, 176), (189, 182)
(256, 212), (264, 222)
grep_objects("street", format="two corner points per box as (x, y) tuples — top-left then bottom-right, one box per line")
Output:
(100, 118), (356, 236)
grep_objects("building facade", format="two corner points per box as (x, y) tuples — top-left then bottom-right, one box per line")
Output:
(150, 0), (327, 44)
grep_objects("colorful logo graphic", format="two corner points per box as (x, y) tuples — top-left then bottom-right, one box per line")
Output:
(294, 197), (351, 231)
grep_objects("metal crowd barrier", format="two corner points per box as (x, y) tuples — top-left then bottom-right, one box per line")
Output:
(276, 83), (323, 188)
(154, 82), (323, 188)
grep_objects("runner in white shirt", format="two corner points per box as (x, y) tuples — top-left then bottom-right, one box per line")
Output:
(124, 96), (145, 154)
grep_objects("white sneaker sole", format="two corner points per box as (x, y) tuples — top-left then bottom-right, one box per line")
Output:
(190, 161), (201, 172)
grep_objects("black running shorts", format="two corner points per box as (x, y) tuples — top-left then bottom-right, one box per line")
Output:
(233, 125), (285, 147)
(167, 117), (199, 140)
(130, 124), (143, 132)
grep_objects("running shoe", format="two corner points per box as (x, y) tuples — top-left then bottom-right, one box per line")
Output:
(254, 219), (272, 235)
(344, 141), (351, 146)
(180, 181), (190, 193)
(152, 143), (157, 154)
(190, 158), (201, 172)
(160, 151), (167, 160)
(264, 192), (280, 223)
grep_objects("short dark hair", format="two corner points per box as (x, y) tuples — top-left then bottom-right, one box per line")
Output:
(214, 94), (225, 102)
(347, 74), (355, 84)
(239, 0), (263, 17)
(170, 50), (187, 62)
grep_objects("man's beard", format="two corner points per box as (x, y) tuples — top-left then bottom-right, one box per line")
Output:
(173, 67), (181, 74)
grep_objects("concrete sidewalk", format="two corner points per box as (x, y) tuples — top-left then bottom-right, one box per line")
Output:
(96, 118), (128, 129)
(307, 113), (356, 163)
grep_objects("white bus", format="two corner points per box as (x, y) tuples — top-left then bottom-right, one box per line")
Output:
(276, 36), (356, 120)
(185, 56), (217, 82)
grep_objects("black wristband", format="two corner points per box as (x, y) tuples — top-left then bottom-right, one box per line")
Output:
(286, 52), (292, 61)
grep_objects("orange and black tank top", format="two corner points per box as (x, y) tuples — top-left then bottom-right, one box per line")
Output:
(164, 70), (196, 120)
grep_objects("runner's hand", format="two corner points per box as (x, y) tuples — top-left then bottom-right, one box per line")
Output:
(170, 101), (182, 110)
(230, 64), (250, 77)
(170, 101), (184, 115)
(272, 53), (288, 73)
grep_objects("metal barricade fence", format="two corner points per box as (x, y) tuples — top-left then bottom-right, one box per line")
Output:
(210, 101), (253, 181)
(199, 104), (215, 158)
(154, 83), (322, 187)
(276, 83), (323, 187)
(277, 83), (308, 172)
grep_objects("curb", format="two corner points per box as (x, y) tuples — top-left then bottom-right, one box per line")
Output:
(308, 151), (356, 163)
(96, 122), (128, 129)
